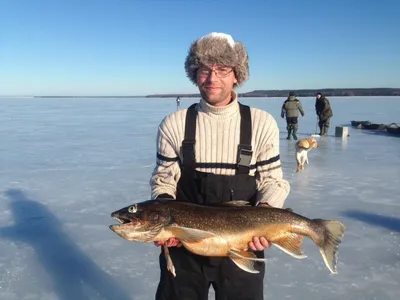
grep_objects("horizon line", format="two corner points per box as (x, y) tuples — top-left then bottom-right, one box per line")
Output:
(2, 87), (400, 98)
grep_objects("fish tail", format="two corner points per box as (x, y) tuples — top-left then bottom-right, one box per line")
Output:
(313, 219), (346, 274)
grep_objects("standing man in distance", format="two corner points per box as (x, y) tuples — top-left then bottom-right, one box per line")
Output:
(281, 91), (305, 140)
(315, 92), (333, 136)
(150, 32), (290, 300)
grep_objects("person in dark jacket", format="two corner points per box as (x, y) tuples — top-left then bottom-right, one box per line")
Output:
(315, 92), (333, 136)
(281, 91), (305, 140)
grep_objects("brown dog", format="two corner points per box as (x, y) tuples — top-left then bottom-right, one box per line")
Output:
(295, 137), (319, 172)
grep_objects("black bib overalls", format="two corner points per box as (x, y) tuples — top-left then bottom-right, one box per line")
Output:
(156, 103), (265, 300)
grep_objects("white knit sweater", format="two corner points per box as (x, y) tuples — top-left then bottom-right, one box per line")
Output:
(150, 92), (290, 208)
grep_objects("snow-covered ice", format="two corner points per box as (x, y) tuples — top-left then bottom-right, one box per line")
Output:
(0, 96), (399, 299)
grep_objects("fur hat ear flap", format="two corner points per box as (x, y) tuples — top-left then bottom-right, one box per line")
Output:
(298, 140), (310, 148)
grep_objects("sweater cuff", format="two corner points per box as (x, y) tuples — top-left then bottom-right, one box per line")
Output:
(258, 185), (290, 208)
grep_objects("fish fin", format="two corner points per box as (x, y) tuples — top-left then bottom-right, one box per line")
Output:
(209, 200), (252, 207)
(271, 233), (307, 259)
(285, 208), (294, 213)
(229, 254), (262, 274)
(163, 244), (176, 277)
(229, 249), (266, 262)
(313, 219), (346, 274)
(168, 226), (216, 243)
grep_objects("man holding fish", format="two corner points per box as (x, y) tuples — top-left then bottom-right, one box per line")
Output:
(110, 32), (346, 300)
(149, 32), (290, 300)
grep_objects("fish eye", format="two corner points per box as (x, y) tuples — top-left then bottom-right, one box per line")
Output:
(128, 205), (137, 213)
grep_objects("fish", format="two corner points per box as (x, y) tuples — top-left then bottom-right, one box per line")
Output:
(109, 200), (346, 277)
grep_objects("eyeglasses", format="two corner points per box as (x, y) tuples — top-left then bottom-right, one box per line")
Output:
(197, 67), (234, 78)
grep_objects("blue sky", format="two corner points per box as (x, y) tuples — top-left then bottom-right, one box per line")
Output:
(1, 0), (399, 96)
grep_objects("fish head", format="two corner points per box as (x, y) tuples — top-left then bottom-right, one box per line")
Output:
(109, 200), (171, 242)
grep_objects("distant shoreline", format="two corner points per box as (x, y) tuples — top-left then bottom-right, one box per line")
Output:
(3, 88), (400, 98)
(146, 88), (400, 98)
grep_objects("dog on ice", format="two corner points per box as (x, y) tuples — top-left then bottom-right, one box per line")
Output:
(295, 137), (318, 172)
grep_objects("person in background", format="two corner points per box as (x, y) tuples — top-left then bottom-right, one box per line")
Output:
(176, 96), (181, 109)
(281, 91), (305, 140)
(150, 32), (290, 300)
(315, 92), (333, 136)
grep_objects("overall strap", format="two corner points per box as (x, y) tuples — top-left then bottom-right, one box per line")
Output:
(237, 103), (252, 175)
(181, 103), (197, 168)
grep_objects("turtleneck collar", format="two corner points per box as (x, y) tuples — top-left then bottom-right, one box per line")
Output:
(198, 91), (239, 118)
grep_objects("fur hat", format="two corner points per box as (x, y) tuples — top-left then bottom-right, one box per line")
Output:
(184, 32), (249, 87)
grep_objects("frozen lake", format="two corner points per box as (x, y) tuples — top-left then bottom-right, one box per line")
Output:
(0, 96), (399, 300)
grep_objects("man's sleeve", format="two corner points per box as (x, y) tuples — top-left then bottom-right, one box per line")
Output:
(323, 99), (331, 113)
(255, 119), (290, 208)
(298, 101), (305, 116)
(281, 103), (286, 118)
(150, 121), (181, 199)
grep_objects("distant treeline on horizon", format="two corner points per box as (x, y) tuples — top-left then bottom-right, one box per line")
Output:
(31, 88), (400, 98)
(146, 88), (400, 98)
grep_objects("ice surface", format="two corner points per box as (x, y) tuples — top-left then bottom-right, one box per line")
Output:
(0, 96), (399, 300)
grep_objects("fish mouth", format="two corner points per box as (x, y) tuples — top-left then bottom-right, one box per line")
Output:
(110, 212), (142, 230)
(113, 216), (131, 225)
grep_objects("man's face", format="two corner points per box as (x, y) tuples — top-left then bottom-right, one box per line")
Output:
(317, 94), (322, 100)
(196, 65), (238, 106)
